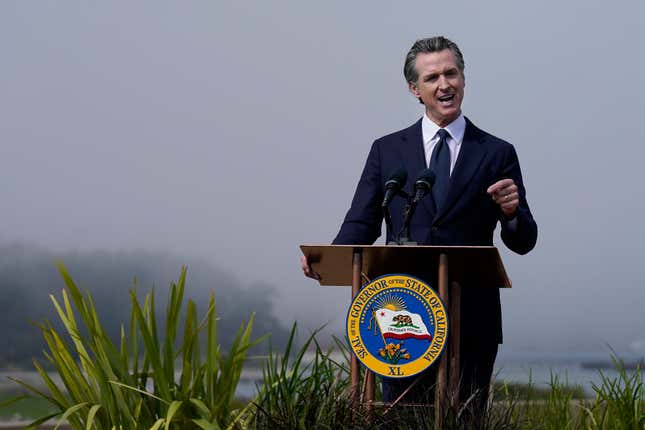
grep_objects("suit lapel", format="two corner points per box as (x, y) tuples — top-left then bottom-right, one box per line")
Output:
(433, 118), (487, 223)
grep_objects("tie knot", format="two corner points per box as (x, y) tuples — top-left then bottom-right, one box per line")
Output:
(437, 129), (450, 141)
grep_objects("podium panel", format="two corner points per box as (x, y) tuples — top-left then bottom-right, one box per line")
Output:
(300, 245), (511, 288)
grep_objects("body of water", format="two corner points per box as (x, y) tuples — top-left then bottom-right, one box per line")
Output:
(495, 350), (644, 395)
(2, 350), (642, 400)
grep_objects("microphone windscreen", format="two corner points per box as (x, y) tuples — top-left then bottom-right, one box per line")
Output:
(416, 169), (436, 187)
(385, 167), (408, 189)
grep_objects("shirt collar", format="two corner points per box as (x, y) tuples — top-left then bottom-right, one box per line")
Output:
(421, 113), (466, 144)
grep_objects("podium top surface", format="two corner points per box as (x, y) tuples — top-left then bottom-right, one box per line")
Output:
(300, 244), (511, 288)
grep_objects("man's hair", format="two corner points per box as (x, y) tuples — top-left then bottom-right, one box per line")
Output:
(403, 36), (465, 85)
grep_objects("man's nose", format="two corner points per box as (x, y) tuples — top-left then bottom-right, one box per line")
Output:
(437, 75), (450, 90)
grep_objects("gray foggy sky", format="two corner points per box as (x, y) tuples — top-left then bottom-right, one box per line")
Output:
(2, 1), (644, 353)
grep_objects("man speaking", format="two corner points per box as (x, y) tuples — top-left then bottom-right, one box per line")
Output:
(302, 36), (537, 408)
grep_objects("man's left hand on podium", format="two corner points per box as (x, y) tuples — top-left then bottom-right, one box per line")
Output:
(301, 255), (321, 281)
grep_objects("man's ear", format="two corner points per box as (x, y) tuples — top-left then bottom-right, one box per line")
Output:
(408, 82), (420, 98)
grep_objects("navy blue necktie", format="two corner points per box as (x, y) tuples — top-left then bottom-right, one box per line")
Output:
(430, 129), (451, 210)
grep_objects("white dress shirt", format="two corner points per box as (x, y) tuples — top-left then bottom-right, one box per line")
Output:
(421, 113), (466, 175)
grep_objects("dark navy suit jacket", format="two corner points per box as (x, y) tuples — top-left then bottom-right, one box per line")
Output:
(333, 117), (537, 343)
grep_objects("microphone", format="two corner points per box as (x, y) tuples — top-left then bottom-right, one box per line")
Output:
(382, 168), (408, 208)
(398, 169), (436, 245)
(412, 169), (436, 203)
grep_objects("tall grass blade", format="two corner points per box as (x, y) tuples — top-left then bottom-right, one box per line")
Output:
(85, 404), (102, 430)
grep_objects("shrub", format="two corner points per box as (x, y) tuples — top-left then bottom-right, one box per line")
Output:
(11, 264), (262, 430)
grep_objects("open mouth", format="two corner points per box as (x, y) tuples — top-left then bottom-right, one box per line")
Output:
(438, 94), (455, 103)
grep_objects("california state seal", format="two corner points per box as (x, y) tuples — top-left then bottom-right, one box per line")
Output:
(346, 274), (448, 378)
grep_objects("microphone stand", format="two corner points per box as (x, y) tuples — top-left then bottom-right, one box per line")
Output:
(383, 190), (410, 245)
(383, 205), (394, 243)
(396, 171), (435, 245)
(397, 198), (418, 245)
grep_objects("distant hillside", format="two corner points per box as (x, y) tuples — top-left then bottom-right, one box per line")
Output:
(0, 242), (289, 367)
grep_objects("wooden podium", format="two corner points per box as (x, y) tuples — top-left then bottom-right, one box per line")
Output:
(300, 245), (511, 428)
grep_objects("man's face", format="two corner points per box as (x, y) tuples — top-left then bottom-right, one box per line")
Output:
(408, 49), (465, 127)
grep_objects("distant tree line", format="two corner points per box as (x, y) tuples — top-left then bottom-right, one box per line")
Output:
(0, 242), (290, 367)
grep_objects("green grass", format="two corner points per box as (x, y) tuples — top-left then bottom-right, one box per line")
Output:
(1, 264), (643, 429)
(249, 327), (361, 429)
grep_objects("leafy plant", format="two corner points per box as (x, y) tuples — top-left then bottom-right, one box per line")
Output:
(585, 355), (645, 430)
(11, 264), (263, 430)
(250, 324), (369, 429)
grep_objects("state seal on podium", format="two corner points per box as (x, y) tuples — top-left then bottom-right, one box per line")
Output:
(346, 274), (448, 378)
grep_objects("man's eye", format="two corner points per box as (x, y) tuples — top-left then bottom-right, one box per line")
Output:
(425, 75), (438, 82)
